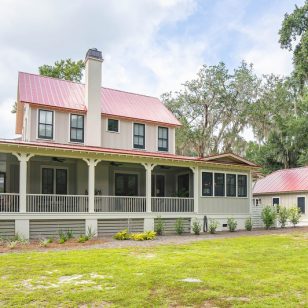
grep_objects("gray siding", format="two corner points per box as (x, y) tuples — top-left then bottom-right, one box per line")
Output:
(29, 219), (85, 239)
(97, 218), (144, 235)
(0, 220), (15, 239)
(154, 218), (191, 234)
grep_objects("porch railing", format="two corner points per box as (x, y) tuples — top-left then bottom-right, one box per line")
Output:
(95, 196), (146, 212)
(0, 193), (20, 212)
(151, 197), (194, 212)
(26, 194), (88, 212)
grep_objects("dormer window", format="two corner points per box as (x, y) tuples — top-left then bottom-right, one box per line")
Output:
(158, 127), (168, 152)
(38, 109), (53, 139)
(133, 123), (145, 149)
(107, 119), (119, 132)
(70, 114), (84, 143)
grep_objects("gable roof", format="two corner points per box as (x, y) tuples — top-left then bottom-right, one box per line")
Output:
(17, 72), (181, 127)
(202, 153), (258, 167)
(253, 166), (308, 195)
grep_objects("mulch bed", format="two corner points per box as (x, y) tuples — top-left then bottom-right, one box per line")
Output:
(1, 226), (307, 253)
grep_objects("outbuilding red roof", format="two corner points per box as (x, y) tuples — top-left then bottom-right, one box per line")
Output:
(18, 72), (181, 126)
(253, 167), (308, 194)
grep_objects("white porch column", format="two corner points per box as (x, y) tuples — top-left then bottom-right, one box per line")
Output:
(142, 163), (156, 213)
(83, 158), (100, 213)
(190, 166), (199, 213)
(13, 153), (34, 213)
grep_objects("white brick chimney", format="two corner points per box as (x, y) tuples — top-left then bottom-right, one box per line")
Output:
(84, 48), (103, 146)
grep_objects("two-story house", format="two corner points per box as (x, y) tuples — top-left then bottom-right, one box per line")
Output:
(0, 48), (258, 239)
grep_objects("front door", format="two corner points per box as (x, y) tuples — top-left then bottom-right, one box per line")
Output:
(42, 168), (67, 194)
(115, 173), (138, 196)
(177, 173), (190, 197)
(297, 197), (305, 214)
(151, 174), (165, 197)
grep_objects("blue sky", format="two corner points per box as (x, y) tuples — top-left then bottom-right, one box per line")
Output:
(0, 0), (304, 139)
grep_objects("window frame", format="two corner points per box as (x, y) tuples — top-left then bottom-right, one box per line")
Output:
(40, 166), (69, 195)
(70, 113), (84, 143)
(214, 172), (225, 197)
(272, 197), (280, 206)
(37, 109), (54, 140)
(114, 172), (139, 196)
(201, 172), (213, 197)
(237, 174), (248, 197)
(201, 170), (249, 199)
(157, 126), (169, 152)
(297, 196), (306, 214)
(133, 123), (145, 149)
(107, 118), (120, 133)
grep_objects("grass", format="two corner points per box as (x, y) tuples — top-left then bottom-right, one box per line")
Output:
(0, 232), (307, 307)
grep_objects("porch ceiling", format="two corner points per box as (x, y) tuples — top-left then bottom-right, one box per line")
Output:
(0, 139), (258, 171)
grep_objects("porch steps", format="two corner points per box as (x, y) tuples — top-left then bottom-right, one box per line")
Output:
(29, 219), (85, 239)
(98, 218), (144, 236)
(0, 220), (15, 239)
(154, 218), (191, 234)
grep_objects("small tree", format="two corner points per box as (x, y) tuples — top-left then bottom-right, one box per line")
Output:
(192, 219), (202, 235)
(289, 207), (302, 227)
(278, 206), (290, 228)
(155, 216), (165, 235)
(208, 219), (219, 234)
(175, 218), (184, 235)
(261, 206), (277, 229)
(227, 218), (237, 232)
(245, 217), (253, 231)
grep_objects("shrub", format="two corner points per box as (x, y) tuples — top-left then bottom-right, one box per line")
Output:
(208, 219), (219, 234)
(261, 206), (277, 229)
(66, 229), (74, 239)
(289, 207), (302, 227)
(175, 218), (184, 235)
(58, 238), (66, 244)
(86, 226), (96, 239)
(7, 241), (18, 249)
(278, 206), (290, 228)
(131, 231), (157, 241)
(155, 216), (165, 236)
(113, 229), (131, 240)
(78, 235), (87, 243)
(192, 219), (202, 235)
(227, 218), (237, 232)
(58, 230), (68, 243)
(40, 238), (52, 247)
(245, 217), (253, 231)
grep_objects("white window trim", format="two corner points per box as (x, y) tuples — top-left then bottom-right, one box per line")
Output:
(40, 165), (69, 194)
(68, 113), (85, 144)
(272, 196), (280, 206)
(132, 122), (146, 150)
(106, 118), (120, 134)
(200, 170), (248, 199)
(36, 109), (55, 141)
(296, 195), (306, 214)
(157, 126), (169, 153)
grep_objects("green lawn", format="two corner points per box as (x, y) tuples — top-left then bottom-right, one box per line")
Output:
(0, 232), (307, 307)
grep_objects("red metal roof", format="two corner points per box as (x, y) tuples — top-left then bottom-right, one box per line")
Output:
(253, 167), (308, 194)
(18, 72), (181, 126)
(0, 139), (258, 168)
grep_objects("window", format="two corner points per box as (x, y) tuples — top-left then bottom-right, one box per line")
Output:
(0, 172), (6, 193)
(272, 197), (280, 206)
(158, 127), (168, 151)
(151, 174), (165, 197)
(38, 109), (53, 139)
(178, 174), (190, 197)
(115, 173), (138, 196)
(226, 174), (236, 197)
(133, 123), (145, 149)
(42, 168), (68, 195)
(70, 114), (84, 142)
(202, 172), (213, 196)
(214, 173), (225, 196)
(107, 119), (119, 132)
(237, 175), (247, 197)
(297, 197), (305, 214)
(253, 198), (261, 206)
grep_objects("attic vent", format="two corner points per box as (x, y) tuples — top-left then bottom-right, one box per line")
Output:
(86, 48), (103, 60)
